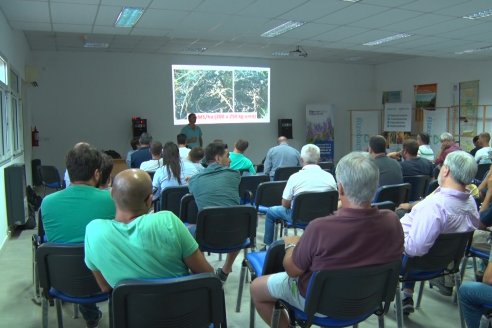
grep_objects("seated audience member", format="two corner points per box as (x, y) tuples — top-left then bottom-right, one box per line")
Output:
(459, 252), (492, 328)
(435, 132), (460, 167)
(470, 135), (481, 157)
(477, 170), (492, 228)
(184, 147), (205, 171)
(475, 132), (492, 164)
(41, 142), (115, 328)
(188, 142), (241, 283)
(98, 153), (114, 190)
(389, 139), (434, 176)
(368, 135), (403, 186)
(417, 132), (435, 161)
(264, 136), (300, 179)
(85, 169), (213, 292)
(130, 132), (152, 168)
(251, 152), (404, 327)
(399, 151), (480, 314)
(177, 133), (191, 159)
(152, 142), (185, 198)
(263, 144), (337, 246)
(125, 136), (139, 167)
(229, 139), (256, 175)
(139, 141), (163, 172)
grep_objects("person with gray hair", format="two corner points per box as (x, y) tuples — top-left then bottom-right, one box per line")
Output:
(130, 132), (153, 168)
(251, 152), (404, 327)
(399, 150), (480, 315)
(262, 144), (337, 246)
(435, 131), (460, 166)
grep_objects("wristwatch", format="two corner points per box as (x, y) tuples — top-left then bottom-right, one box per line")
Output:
(285, 243), (296, 251)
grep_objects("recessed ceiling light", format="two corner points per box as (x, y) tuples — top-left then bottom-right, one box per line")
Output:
(455, 45), (492, 55)
(83, 41), (109, 48)
(261, 21), (305, 38)
(462, 8), (492, 20)
(115, 7), (144, 27)
(363, 33), (412, 46)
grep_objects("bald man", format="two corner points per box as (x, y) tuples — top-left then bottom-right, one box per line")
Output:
(84, 169), (213, 293)
(264, 136), (301, 179)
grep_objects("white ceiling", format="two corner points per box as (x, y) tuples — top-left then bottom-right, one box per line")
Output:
(2, 0), (492, 65)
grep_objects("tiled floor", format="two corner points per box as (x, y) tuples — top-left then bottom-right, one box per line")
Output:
(0, 213), (475, 328)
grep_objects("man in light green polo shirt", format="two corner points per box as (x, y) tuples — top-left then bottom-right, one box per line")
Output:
(229, 139), (256, 175)
(180, 113), (203, 148)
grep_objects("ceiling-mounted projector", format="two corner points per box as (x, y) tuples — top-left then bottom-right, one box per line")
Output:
(290, 45), (308, 57)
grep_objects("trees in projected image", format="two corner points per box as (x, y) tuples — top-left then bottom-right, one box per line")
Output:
(173, 67), (269, 121)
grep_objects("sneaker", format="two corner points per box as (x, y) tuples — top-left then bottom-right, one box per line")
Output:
(430, 277), (453, 296)
(402, 297), (414, 315)
(216, 267), (229, 284)
(85, 310), (102, 328)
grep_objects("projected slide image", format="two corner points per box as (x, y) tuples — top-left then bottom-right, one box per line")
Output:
(173, 65), (270, 124)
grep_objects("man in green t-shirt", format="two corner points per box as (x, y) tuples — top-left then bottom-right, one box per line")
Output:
(229, 139), (256, 175)
(85, 169), (213, 292)
(180, 113), (203, 148)
(41, 142), (115, 328)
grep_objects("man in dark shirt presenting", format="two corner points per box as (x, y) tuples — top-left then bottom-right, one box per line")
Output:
(251, 152), (404, 327)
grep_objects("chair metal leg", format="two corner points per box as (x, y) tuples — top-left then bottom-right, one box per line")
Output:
(219, 254), (223, 261)
(73, 303), (79, 318)
(378, 313), (385, 328)
(274, 223), (279, 242)
(249, 295), (255, 328)
(415, 281), (425, 308)
(42, 298), (49, 328)
(395, 282), (404, 328)
(460, 256), (469, 280)
(236, 263), (247, 312)
(353, 324), (359, 328)
(271, 307), (281, 328)
(455, 273), (466, 328)
(55, 299), (64, 328)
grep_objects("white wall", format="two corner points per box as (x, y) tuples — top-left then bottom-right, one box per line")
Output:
(0, 10), (30, 248)
(28, 51), (377, 171)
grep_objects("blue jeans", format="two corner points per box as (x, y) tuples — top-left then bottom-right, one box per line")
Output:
(79, 303), (101, 322)
(263, 206), (291, 245)
(459, 281), (492, 328)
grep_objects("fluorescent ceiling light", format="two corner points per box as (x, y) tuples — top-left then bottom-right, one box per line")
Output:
(115, 7), (144, 27)
(455, 45), (492, 55)
(83, 41), (109, 48)
(462, 8), (492, 20)
(363, 33), (412, 46)
(342, 0), (362, 2)
(183, 47), (207, 53)
(271, 51), (290, 57)
(261, 21), (305, 38)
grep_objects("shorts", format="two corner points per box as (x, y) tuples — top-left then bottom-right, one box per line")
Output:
(267, 272), (306, 311)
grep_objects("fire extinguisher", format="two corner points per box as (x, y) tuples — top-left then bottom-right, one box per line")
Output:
(31, 126), (39, 147)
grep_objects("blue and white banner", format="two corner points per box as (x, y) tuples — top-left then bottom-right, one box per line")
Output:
(350, 110), (381, 151)
(306, 104), (335, 162)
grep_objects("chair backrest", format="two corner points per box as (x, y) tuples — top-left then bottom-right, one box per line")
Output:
(37, 165), (61, 187)
(262, 240), (286, 276)
(291, 190), (339, 226)
(239, 175), (269, 203)
(254, 181), (287, 211)
(303, 260), (401, 326)
(111, 159), (128, 179)
(402, 231), (473, 276)
(112, 273), (227, 328)
(373, 183), (411, 207)
(195, 206), (257, 252)
(159, 186), (189, 217)
(273, 166), (300, 181)
(179, 193), (198, 224)
(476, 163), (490, 181)
(426, 179), (439, 196)
(318, 162), (334, 171)
(403, 175), (430, 202)
(36, 243), (104, 299)
(371, 201), (396, 211)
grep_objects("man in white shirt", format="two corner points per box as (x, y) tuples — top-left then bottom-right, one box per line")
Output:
(263, 144), (337, 245)
(177, 133), (191, 159)
(474, 132), (492, 164)
(139, 141), (163, 172)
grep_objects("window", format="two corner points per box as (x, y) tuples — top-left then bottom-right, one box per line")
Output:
(0, 55), (7, 86)
(9, 69), (23, 155)
(0, 88), (7, 162)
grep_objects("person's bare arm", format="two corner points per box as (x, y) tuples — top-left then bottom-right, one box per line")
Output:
(282, 236), (303, 278)
(92, 271), (112, 293)
(184, 249), (214, 274)
(483, 262), (492, 285)
(281, 198), (291, 209)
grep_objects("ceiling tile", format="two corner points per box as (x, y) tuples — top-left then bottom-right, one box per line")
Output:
(99, 0), (152, 6)
(0, 0), (50, 23)
(351, 8), (423, 29)
(195, 0), (255, 15)
(278, 0), (351, 21)
(131, 27), (170, 37)
(238, 0), (309, 19)
(313, 26), (368, 42)
(384, 14), (456, 33)
(316, 3), (391, 25)
(10, 21), (52, 31)
(137, 8), (189, 29)
(94, 5), (120, 26)
(438, 0), (492, 17)
(149, 0), (203, 11)
(53, 23), (92, 33)
(93, 25), (131, 35)
(400, 0), (469, 13)
(51, 2), (98, 25)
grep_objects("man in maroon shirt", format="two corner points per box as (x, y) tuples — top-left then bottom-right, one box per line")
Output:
(435, 132), (460, 167)
(251, 152), (404, 327)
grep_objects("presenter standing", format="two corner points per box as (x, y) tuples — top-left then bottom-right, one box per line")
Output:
(181, 113), (203, 148)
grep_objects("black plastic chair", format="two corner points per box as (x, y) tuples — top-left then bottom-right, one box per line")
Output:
(403, 175), (430, 202)
(373, 183), (411, 207)
(272, 260), (402, 328)
(371, 201), (396, 211)
(179, 193), (198, 225)
(157, 185), (189, 215)
(239, 175), (269, 205)
(36, 243), (110, 328)
(195, 206), (258, 313)
(273, 166), (300, 181)
(112, 273), (227, 328)
(37, 165), (62, 195)
(476, 164), (490, 181)
(278, 190), (339, 240)
(254, 181), (287, 214)
(425, 179), (439, 196)
(460, 231), (490, 281)
(318, 162), (334, 171)
(32, 209), (45, 305)
(395, 231), (473, 328)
